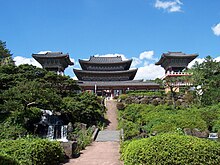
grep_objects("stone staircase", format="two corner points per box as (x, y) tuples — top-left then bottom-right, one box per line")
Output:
(95, 130), (120, 142)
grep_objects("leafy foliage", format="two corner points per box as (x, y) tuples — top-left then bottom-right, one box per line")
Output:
(0, 64), (105, 139)
(61, 92), (106, 126)
(126, 91), (164, 97)
(0, 40), (14, 66)
(191, 56), (220, 105)
(0, 153), (19, 165)
(0, 138), (64, 165)
(118, 104), (220, 140)
(122, 133), (220, 165)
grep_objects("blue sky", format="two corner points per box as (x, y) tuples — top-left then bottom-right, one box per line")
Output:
(1, 0), (220, 79)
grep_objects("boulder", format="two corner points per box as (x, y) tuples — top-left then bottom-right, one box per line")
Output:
(61, 141), (78, 158)
(192, 128), (209, 138)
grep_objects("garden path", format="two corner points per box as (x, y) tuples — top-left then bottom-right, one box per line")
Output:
(64, 100), (123, 165)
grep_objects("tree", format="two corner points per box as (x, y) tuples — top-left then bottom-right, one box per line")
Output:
(0, 40), (14, 66)
(191, 56), (220, 105)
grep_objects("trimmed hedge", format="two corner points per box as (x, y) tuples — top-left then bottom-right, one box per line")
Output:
(122, 133), (220, 165)
(0, 153), (19, 165)
(0, 138), (64, 165)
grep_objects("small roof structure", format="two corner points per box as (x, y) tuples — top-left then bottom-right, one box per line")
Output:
(32, 52), (73, 72)
(89, 56), (122, 63)
(79, 56), (132, 71)
(155, 51), (198, 72)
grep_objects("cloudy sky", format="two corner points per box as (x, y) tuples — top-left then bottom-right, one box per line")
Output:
(1, 0), (220, 80)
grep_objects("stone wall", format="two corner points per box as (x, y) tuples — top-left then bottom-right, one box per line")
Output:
(119, 94), (188, 107)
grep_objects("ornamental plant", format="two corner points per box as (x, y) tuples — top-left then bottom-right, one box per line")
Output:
(122, 133), (220, 165)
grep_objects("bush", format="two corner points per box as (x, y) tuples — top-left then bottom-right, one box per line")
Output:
(126, 91), (163, 97)
(0, 138), (64, 165)
(0, 153), (19, 165)
(123, 133), (220, 165)
(118, 120), (140, 140)
(119, 94), (128, 101)
(75, 127), (93, 152)
(0, 122), (26, 139)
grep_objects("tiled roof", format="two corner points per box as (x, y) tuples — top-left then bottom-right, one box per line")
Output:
(73, 69), (138, 81)
(73, 69), (137, 74)
(32, 52), (73, 66)
(77, 80), (159, 87)
(155, 52), (198, 65)
(32, 52), (69, 58)
(89, 56), (122, 63)
(163, 52), (198, 57)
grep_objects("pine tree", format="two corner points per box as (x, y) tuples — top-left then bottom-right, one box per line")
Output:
(0, 40), (14, 65)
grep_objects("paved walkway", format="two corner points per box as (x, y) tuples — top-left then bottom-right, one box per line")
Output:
(64, 100), (122, 165)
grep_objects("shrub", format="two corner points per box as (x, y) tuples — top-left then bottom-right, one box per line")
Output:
(0, 153), (19, 165)
(0, 122), (26, 139)
(126, 91), (163, 97)
(119, 120), (140, 140)
(75, 127), (93, 152)
(123, 133), (220, 165)
(119, 94), (128, 101)
(0, 138), (64, 165)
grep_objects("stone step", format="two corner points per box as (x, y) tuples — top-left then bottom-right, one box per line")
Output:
(95, 130), (120, 142)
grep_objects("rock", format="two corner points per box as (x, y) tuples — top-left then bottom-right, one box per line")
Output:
(151, 99), (159, 106)
(133, 98), (140, 104)
(192, 128), (209, 138)
(60, 141), (78, 158)
(140, 98), (149, 104)
(151, 131), (157, 136)
(183, 128), (192, 136)
(67, 122), (73, 133)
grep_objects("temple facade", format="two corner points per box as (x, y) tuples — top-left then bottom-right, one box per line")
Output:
(74, 56), (160, 97)
(74, 56), (137, 81)
(32, 52), (73, 75)
(155, 51), (198, 93)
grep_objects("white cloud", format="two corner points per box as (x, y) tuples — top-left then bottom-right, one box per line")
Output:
(37, 50), (52, 54)
(13, 56), (42, 68)
(188, 58), (205, 68)
(154, 0), (183, 13)
(131, 57), (142, 67)
(215, 56), (220, 62)
(139, 51), (154, 60)
(68, 58), (75, 68)
(72, 76), (78, 80)
(212, 23), (220, 36)
(134, 64), (164, 80)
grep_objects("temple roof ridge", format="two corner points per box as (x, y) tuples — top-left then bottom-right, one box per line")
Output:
(88, 56), (123, 63)
(163, 51), (198, 57)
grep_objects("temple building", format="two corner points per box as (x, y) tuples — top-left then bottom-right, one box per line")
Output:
(155, 51), (198, 73)
(155, 51), (198, 93)
(74, 56), (160, 97)
(32, 52), (73, 75)
(74, 56), (137, 81)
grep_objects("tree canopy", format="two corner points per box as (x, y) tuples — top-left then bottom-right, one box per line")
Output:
(0, 40), (14, 66)
(191, 56), (220, 105)
(0, 64), (105, 139)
